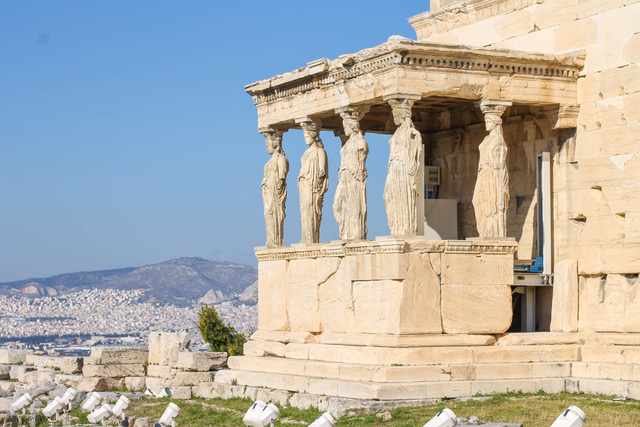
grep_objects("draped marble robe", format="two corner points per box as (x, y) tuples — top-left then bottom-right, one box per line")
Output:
(383, 115), (423, 236)
(333, 121), (368, 240)
(472, 115), (509, 237)
(261, 136), (288, 246)
(298, 131), (328, 243)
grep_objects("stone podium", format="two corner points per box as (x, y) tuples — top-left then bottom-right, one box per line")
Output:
(254, 238), (516, 338)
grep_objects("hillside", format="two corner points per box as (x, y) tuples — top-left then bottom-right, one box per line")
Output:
(0, 257), (257, 305)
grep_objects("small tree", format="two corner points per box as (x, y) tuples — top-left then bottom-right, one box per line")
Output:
(197, 305), (246, 356)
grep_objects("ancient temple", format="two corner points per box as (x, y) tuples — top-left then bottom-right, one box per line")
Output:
(212, 0), (640, 406)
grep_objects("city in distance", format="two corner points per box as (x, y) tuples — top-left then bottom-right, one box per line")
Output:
(0, 257), (258, 351)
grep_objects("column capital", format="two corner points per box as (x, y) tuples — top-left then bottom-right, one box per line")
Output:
(476, 99), (512, 116)
(258, 126), (285, 138)
(335, 105), (370, 119)
(543, 104), (579, 129)
(382, 92), (422, 102)
(295, 117), (322, 131)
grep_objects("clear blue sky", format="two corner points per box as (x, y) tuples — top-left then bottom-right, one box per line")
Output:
(0, 1), (427, 282)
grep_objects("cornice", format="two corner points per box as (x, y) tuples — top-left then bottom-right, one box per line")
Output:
(245, 37), (583, 107)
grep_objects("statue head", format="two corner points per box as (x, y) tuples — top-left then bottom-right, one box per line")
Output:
(261, 129), (283, 154)
(388, 99), (414, 126)
(300, 118), (322, 147)
(342, 116), (360, 137)
(484, 113), (502, 132)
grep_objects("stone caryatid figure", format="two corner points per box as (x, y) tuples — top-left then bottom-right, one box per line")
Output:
(472, 100), (512, 238)
(383, 98), (423, 236)
(298, 118), (329, 244)
(261, 128), (289, 247)
(333, 108), (369, 241)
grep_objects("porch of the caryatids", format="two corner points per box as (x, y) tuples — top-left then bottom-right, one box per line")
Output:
(333, 107), (369, 241)
(383, 95), (423, 237)
(472, 99), (512, 238)
(260, 127), (289, 247)
(297, 118), (329, 244)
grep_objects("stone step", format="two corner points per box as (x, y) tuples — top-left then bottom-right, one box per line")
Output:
(215, 369), (566, 400)
(571, 362), (640, 381)
(567, 378), (640, 398)
(228, 356), (573, 383)
(246, 342), (580, 365)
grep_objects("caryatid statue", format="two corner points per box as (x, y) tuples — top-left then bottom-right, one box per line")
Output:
(383, 98), (423, 236)
(333, 108), (369, 241)
(472, 100), (512, 238)
(298, 118), (329, 244)
(261, 128), (289, 247)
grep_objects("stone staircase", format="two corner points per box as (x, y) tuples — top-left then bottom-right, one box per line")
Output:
(204, 332), (640, 407)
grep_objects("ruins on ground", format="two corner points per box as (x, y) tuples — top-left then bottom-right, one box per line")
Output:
(216, 0), (640, 406)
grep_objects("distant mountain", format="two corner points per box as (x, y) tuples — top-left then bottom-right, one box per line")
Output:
(0, 257), (257, 306)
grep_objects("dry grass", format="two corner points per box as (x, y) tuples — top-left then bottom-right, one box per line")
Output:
(121, 392), (640, 426)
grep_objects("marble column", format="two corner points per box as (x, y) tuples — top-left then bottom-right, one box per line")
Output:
(296, 118), (329, 244)
(260, 128), (289, 247)
(472, 99), (512, 238)
(333, 107), (369, 241)
(382, 94), (423, 237)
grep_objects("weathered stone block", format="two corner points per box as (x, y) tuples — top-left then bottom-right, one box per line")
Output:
(441, 252), (513, 285)
(318, 260), (354, 334)
(510, 28), (556, 53)
(579, 275), (628, 332)
(455, 16), (501, 47)
(243, 340), (286, 357)
(0, 381), (17, 392)
(86, 346), (148, 365)
(577, 0), (624, 18)
(346, 252), (409, 281)
(0, 414), (18, 427)
(146, 365), (174, 378)
(77, 376), (125, 392)
(0, 350), (30, 365)
(550, 259), (579, 332)
(257, 260), (289, 331)
(426, 381), (472, 399)
(82, 364), (146, 378)
(352, 280), (402, 334)
(495, 10), (535, 40)
(250, 330), (316, 343)
(54, 374), (84, 388)
(554, 18), (597, 52)
(176, 351), (227, 371)
(0, 366), (10, 381)
(533, 0), (577, 29)
(9, 365), (35, 380)
(170, 372), (215, 386)
(147, 332), (190, 367)
(25, 355), (83, 374)
(471, 378), (539, 395)
(474, 345), (580, 364)
(598, 64), (640, 98)
(21, 370), (54, 384)
(286, 257), (339, 333)
(399, 252), (442, 334)
(125, 376), (147, 391)
(194, 382), (226, 399)
(624, 32), (640, 63)
(441, 285), (512, 334)
(170, 386), (192, 400)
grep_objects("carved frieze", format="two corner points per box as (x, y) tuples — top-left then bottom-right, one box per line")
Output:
(255, 238), (516, 261)
(409, 0), (539, 38)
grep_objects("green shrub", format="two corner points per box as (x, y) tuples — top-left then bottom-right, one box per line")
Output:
(197, 305), (246, 356)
